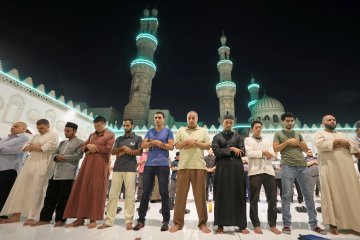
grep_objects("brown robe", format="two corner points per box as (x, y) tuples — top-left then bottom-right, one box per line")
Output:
(63, 129), (115, 220)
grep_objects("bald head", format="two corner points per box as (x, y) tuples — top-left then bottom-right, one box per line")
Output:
(187, 111), (198, 118)
(11, 122), (27, 135)
(322, 115), (335, 124)
(187, 111), (198, 129)
(322, 115), (336, 131)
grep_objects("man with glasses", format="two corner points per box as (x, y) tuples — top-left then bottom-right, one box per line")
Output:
(273, 112), (325, 235)
(133, 112), (174, 232)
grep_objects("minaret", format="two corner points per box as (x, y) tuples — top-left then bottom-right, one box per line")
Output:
(216, 33), (236, 124)
(247, 75), (260, 110)
(123, 8), (159, 126)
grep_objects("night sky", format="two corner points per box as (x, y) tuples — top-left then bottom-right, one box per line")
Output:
(0, 1), (359, 126)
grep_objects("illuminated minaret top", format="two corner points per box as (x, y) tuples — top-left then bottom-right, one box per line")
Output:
(124, 8), (159, 126)
(247, 75), (260, 109)
(216, 32), (236, 124)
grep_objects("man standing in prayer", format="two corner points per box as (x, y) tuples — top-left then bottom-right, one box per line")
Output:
(304, 149), (320, 198)
(133, 112), (174, 232)
(0, 119), (59, 225)
(212, 113), (249, 234)
(31, 122), (83, 227)
(63, 116), (115, 229)
(0, 122), (29, 219)
(169, 152), (180, 210)
(169, 111), (211, 233)
(204, 148), (216, 201)
(136, 149), (148, 202)
(273, 112), (325, 235)
(314, 115), (360, 235)
(245, 120), (281, 234)
(98, 118), (142, 230)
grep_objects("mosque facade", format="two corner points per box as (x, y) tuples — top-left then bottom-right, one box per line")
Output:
(0, 7), (357, 156)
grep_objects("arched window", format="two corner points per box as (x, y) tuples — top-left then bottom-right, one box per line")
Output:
(273, 114), (279, 122)
(264, 115), (270, 121)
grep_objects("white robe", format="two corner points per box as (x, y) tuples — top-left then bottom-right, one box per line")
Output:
(314, 130), (360, 232)
(0, 130), (59, 220)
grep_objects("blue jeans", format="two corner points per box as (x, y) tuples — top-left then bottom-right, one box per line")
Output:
(137, 166), (170, 224)
(281, 165), (317, 227)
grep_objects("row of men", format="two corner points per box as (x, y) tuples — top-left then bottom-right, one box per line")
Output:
(0, 111), (359, 236)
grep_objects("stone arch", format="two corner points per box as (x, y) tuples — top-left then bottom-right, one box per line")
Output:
(2, 94), (25, 124)
(273, 114), (279, 123)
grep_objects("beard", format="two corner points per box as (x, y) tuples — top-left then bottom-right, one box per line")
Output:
(325, 124), (336, 130)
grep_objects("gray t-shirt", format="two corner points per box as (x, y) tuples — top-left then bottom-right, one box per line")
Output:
(113, 133), (142, 172)
(273, 130), (307, 167)
(305, 156), (319, 177)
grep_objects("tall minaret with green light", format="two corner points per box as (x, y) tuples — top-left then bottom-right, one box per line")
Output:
(216, 33), (236, 124)
(123, 7), (159, 126)
(247, 75), (260, 110)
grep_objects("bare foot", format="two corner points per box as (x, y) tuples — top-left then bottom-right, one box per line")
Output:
(1, 214), (20, 224)
(23, 219), (35, 226)
(330, 225), (339, 235)
(65, 219), (85, 228)
(54, 221), (65, 227)
(216, 226), (224, 234)
(169, 224), (181, 233)
(199, 224), (211, 233)
(126, 222), (133, 230)
(30, 221), (50, 227)
(97, 223), (111, 229)
(254, 226), (263, 234)
(87, 221), (97, 229)
(239, 228), (250, 234)
(270, 226), (282, 235)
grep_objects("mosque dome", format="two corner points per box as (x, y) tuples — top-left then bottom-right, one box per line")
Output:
(250, 95), (284, 116)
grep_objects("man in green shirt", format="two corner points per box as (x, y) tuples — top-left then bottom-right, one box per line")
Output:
(273, 112), (325, 235)
(169, 111), (211, 234)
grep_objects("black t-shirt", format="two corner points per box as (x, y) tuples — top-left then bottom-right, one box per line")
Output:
(113, 133), (142, 172)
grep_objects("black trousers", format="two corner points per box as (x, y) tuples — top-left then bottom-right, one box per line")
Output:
(0, 169), (17, 212)
(138, 166), (170, 224)
(39, 179), (73, 222)
(249, 173), (277, 227)
(206, 173), (214, 201)
(294, 179), (303, 203)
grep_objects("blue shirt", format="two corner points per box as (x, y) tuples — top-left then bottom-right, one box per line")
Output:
(144, 128), (174, 166)
(0, 133), (29, 173)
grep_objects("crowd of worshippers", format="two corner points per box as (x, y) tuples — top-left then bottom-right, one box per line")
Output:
(0, 111), (359, 236)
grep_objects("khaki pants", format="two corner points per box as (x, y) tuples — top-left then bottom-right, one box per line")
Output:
(173, 169), (207, 228)
(105, 172), (136, 225)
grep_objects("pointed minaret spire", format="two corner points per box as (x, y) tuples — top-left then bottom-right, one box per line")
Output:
(124, 7), (159, 126)
(247, 74), (260, 109)
(216, 32), (236, 124)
